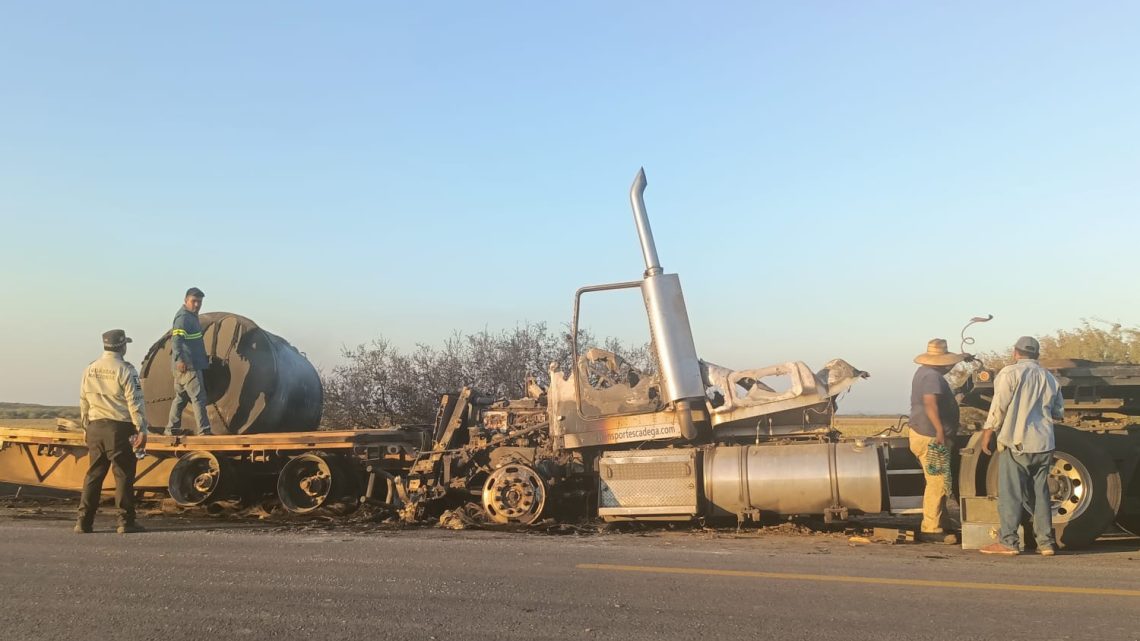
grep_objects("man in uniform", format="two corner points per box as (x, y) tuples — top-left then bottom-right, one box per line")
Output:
(979, 336), (1064, 557)
(909, 338), (965, 544)
(167, 286), (213, 436)
(77, 329), (149, 534)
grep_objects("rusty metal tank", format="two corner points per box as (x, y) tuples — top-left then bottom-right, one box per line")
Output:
(139, 312), (322, 434)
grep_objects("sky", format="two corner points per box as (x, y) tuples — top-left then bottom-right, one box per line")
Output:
(1, 2), (1137, 413)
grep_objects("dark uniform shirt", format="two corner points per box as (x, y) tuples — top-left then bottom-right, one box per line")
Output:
(909, 365), (959, 437)
(171, 307), (209, 371)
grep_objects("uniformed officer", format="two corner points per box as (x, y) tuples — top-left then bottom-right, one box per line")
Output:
(76, 329), (149, 534)
(167, 286), (213, 436)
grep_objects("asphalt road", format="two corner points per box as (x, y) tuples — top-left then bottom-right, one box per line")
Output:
(1, 507), (1138, 641)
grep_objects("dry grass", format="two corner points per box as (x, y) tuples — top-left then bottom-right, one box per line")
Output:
(0, 418), (64, 430)
(833, 415), (910, 437)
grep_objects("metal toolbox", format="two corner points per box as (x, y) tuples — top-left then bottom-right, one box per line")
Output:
(960, 496), (1024, 550)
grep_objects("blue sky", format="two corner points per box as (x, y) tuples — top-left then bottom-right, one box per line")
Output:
(1, 2), (1137, 413)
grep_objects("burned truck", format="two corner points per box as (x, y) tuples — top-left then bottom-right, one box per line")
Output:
(954, 360), (1140, 546)
(392, 169), (885, 526)
(1, 169), (887, 528)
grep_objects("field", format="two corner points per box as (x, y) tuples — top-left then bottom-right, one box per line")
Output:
(0, 418), (62, 430)
(833, 415), (909, 437)
(0, 402), (79, 420)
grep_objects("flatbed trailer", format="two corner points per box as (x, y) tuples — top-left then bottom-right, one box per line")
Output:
(0, 424), (426, 512)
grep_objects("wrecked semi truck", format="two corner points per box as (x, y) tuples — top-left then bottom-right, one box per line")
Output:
(0, 169), (888, 527)
(953, 361), (1140, 546)
(389, 169), (885, 526)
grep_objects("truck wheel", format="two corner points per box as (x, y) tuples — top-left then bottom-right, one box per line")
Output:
(481, 464), (546, 525)
(168, 451), (237, 507)
(277, 453), (359, 515)
(985, 426), (1122, 548)
(1116, 466), (1140, 536)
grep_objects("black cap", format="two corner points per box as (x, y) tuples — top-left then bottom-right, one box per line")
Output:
(102, 329), (132, 349)
(185, 287), (205, 298)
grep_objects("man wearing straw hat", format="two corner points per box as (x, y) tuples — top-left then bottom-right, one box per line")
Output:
(909, 338), (964, 544)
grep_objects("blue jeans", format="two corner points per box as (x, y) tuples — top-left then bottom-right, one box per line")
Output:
(997, 448), (1055, 549)
(168, 369), (212, 434)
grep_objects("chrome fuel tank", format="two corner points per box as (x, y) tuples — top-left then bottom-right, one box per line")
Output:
(703, 442), (886, 517)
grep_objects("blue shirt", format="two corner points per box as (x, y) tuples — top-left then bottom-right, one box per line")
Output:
(171, 307), (209, 371)
(983, 359), (1064, 453)
(909, 365), (960, 437)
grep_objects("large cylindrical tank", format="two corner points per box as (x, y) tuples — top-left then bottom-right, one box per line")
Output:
(703, 442), (886, 517)
(139, 312), (322, 434)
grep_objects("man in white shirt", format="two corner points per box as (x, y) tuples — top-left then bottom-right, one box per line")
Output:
(979, 336), (1064, 556)
(77, 329), (149, 534)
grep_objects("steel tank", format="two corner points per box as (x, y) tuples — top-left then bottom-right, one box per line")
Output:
(703, 442), (886, 517)
(139, 312), (323, 434)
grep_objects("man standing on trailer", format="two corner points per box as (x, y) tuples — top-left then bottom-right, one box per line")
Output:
(76, 329), (148, 534)
(909, 338), (965, 544)
(979, 336), (1064, 556)
(167, 286), (213, 436)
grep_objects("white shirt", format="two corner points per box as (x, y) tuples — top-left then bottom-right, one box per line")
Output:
(79, 351), (148, 432)
(983, 359), (1064, 453)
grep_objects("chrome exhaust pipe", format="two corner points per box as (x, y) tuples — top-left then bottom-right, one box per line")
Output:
(630, 168), (663, 278)
(628, 168), (705, 438)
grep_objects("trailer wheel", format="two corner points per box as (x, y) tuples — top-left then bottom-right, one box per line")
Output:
(481, 464), (546, 525)
(985, 426), (1122, 548)
(168, 451), (236, 507)
(277, 453), (359, 515)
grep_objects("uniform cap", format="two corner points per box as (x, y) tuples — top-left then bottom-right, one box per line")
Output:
(185, 287), (205, 298)
(1014, 336), (1040, 356)
(102, 329), (132, 349)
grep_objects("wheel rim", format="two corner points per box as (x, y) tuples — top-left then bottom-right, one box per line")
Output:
(278, 454), (337, 514)
(481, 464), (546, 525)
(169, 452), (227, 506)
(1050, 451), (1092, 524)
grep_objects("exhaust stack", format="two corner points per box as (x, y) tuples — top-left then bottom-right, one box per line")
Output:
(628, 169), (705, 439)
(630, 168), (663, 278)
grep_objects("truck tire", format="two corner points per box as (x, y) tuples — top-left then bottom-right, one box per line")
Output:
(1118, 512), (1140, 536)
(985, 426), (1122, 548)
(1116, 463), (1140, 536)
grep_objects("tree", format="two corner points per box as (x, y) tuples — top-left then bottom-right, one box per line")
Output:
(981, 320), (1140, 369)
(320, 322), (654, 429)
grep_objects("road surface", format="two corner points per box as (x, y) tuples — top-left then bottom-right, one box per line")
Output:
(1, 504), (1138, 641)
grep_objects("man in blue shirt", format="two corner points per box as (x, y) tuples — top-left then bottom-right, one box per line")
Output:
(979, 336), (1064, 556)
(909, 338), (964, 543)
(167, 287), (213, 436)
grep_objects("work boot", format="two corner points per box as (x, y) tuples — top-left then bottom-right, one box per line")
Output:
(197, 429), (213, 437)
(117, 523), (146, 534)
(74, 522), (93, 534)
(165, 427), (185, 437)
(916, 531), (958, 545)
(979, 542), (1019, 556)
(1038, 545), (1056, 557)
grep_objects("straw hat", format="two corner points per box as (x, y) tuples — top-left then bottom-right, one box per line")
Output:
(914, 338), (965, 366)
